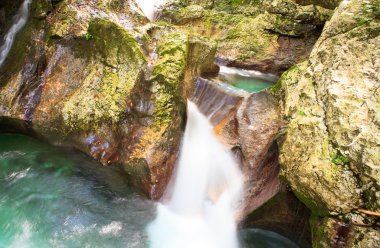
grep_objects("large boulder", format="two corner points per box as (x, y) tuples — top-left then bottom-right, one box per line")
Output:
(278, 0), (380, 246)
(0, 0), (218, 199)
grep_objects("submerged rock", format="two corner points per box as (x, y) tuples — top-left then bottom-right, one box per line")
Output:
(278, 0), (380, 246)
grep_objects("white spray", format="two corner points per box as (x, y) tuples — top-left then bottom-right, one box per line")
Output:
(135, 0), (169, 21)
(0, 0), (31, 68)
(148, 100), (243, 248)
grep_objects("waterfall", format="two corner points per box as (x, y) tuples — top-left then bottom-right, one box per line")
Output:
(0, 0), (31, 68)
(148, 100), (243, 248)
(135, 0), (169, 21)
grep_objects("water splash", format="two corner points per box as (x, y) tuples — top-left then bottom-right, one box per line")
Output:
(0, 0), (31, 67)
(148, 100), (243, 248)
(135, 0), (170, 21)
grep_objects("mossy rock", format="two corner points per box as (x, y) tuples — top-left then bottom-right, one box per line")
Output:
(151, 32), (188, 126)
(61, 19), (146, 131)
(279, 61), (362, 215)
(218, 14), (279, 62)
(88, 18), (146, 67)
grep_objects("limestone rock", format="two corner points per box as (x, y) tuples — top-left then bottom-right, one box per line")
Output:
(278, 0), (380, 246)
(279, 61), (362, 215)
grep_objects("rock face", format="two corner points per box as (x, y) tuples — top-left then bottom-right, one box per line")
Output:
(160, 0), (334, 74)
(278, 0), (380, 246)
(0, 0), (218, 199)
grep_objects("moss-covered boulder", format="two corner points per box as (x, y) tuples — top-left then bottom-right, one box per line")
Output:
(279, 61), (362, 215)
(0, 1), (219, 199)
(57, 19), (146, 132)
(279, 0), (380, 246)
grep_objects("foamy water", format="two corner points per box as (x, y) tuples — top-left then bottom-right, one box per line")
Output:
(0, 0), (31, 67)
(148, 101), (243, 248)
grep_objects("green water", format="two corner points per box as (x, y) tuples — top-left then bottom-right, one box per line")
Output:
(0, 134), (298, 248)
(0, 133), (155, 248)
(216, 68), (277, 92)
(232, 78), (273, 92)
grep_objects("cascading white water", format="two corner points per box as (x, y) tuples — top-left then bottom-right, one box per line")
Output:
(135, 0), (169, 21)
(148, 100), (243, 248)
(0, 0), (31, 67)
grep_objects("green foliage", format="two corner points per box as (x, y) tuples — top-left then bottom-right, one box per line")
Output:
(299, 110), (306, 117)
(226, 0), (241, 7)
(331, 151), (349, 165)
(364, 2), (380, 16)
(84, 32), (93, 40)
